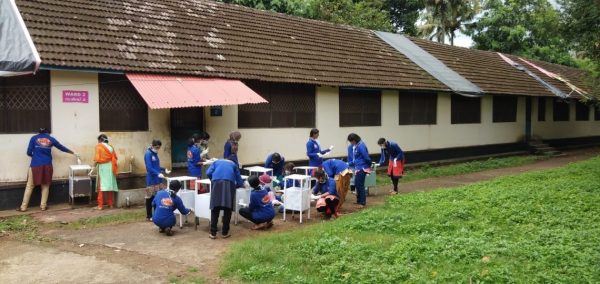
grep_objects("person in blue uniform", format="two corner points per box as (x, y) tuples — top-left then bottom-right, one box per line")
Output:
(223, 131), (241, 167)
(144, 139), (170, 220)
(206, 158), (244, 239)
(152, 180), (193, 236)
(18, 128), (77, 212)
(306, 128), (332, 170)
(264, 152), (284, 187)
(322, 158), (352, 212)
(377, 138), (405, 195)
(347, 133), (371, 209)
(347, 143), (356, 192)
(187, 133), (211, 178)
(312, 169), (339, 219)
(238, 175), (275, 230)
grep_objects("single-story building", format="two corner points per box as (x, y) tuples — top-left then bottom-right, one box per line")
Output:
(0, 0), (596, 209)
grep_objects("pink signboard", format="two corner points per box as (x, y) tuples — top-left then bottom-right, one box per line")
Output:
(62, 90), (89, 103)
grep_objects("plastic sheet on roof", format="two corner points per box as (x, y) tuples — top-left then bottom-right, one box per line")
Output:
(0, 0), (41, 77)
(375, 31), (482, 96)
(497, 53), (568, 99)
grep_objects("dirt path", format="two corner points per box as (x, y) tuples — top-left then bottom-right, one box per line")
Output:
(1, 147), (598, 283)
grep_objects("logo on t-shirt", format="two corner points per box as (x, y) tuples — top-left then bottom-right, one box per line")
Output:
(36, 138), (51, 147)
(187, 150), (193, 159)
(160, 197), (173, 207)
(262, 195), (270, 204)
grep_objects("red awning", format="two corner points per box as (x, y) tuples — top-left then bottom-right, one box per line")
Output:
(125, 73), (267, 109)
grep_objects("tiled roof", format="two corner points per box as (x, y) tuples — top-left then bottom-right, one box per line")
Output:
(409, 37), (575, 97)
(16, 0), (447, 91)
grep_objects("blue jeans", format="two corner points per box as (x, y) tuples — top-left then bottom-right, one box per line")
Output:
(355, 170), (366, 205)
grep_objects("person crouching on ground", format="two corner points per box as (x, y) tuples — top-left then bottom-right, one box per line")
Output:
(152, 180), (193, 236)
(259, 173), (282, 207)
(239, 175), (275, 230)
(312, 169), (339, 219)
(206, 158), (244, 239)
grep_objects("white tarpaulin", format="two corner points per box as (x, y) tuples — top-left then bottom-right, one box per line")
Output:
(0, 0), (41, 77)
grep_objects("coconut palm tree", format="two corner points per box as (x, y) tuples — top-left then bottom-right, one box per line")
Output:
(418, 0), (481, 45)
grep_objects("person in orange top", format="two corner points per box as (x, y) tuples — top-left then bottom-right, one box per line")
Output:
(94, 134), (119, 209)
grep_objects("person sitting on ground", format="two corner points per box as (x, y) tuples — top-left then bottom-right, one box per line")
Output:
(259, 174), (282, 206)
(312, 169), (339, 219)
(239, 175), (275, 230)
(152, 180), (193, 236)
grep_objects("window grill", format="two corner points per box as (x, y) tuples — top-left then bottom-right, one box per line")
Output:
(339, 88), (381, 127)
(553, 99), (570, 121)
(99, 74), (148, 131)
(0, 71), (50, 133)
(451, 93), (481, 124)
(238, 81), (315, 128)
(538, 97), (546, 121)
(399, 92), (437, 125)
(492, 95), (517, 123)
(575, 101), (590, 121)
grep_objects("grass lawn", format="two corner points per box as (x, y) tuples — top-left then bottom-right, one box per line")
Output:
(376, 155), (542, 185)
(222, 156), (600, 283)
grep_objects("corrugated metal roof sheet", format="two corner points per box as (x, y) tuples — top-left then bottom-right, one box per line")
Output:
(125, 73), (267, 109)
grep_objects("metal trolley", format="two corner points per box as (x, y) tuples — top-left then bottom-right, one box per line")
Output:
(68, 165), (93, 208)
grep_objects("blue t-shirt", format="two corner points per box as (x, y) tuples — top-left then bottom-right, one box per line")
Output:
(207, 159), (244, 187)
(350, 141), (371, 171)
(312, 178), (338, 197)
(27, 133), (72, 167)
(265, 154), (285, 177)
(187, 144), (202, 177)
(248, 187), (275, 223)
(322, 159), (349, 177)
(144, 148), (164, 186)
(378, 141), (404, 165)
(223, 141), (239, 166)
(152, 190), (190, 228)
(306, 138), (330, 167)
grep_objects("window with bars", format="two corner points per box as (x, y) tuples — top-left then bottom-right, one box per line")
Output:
(538, 97), (546, 121)
(575, 101), (590, 121)
(398, 92), (437, 125)
(339, 88), (381, 127)
(0, 71), (51, 133)
(238, 81), (315, 128)
(492, 95), (518, 123)
(553, 99), (570, 121)
(99, 74), (148, 131)
(451, 93), (481, 124)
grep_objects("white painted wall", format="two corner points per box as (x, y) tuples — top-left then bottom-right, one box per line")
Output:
(0, 70), (171, 182)
(203, 87), (530, 166)
(532, 97), (600, 139)
(4, 73), (600, 183)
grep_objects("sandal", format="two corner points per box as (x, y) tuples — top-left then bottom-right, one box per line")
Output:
(222, 233), (231, 239)
(266, 221), (274, 229)
(16, 208), (27, 212)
